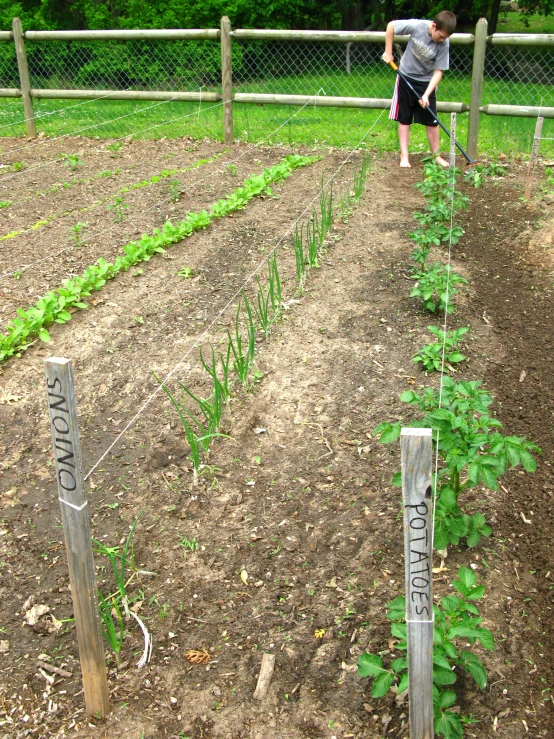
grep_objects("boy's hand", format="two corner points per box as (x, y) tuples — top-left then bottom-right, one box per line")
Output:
(381, 51), (394, 64)
(419, 93), (430, 108)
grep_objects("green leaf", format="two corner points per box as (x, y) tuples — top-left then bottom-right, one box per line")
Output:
(456, 567), (476, 590)
(433, 653), (452, 671)
(372, 670), (394, 698)
(433, 666), (457, 686)
(398, 673), (409, 694)
(391, 471), (402, 487)
(399, 390), (417, 403)
(519, 449), (537, 473)
(465, 529), (481, 547)
(38, 328), (50, 343)
(447, 352), (466, 363)
(378, 424), (401, 444)
(439, 690), (457, 709)
(435, 709), (464, 739)
(357, 653), (385, 678)
(466, 585), (486, 600)
(464, 659), (488, 689)
(477, 628), (495, 651)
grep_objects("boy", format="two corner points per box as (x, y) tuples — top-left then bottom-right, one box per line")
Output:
(382, 11), (456, 168)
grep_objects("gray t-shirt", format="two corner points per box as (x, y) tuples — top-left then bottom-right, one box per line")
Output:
(394, 19), (450, 81)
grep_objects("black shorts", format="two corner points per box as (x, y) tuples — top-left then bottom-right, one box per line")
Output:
(389, 74), (438, 127)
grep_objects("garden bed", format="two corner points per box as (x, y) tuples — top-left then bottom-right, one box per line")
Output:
(0, 142), (553, 739)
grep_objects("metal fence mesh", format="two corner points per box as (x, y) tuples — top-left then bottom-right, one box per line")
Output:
(233, 40), (475, 105)
(483, 45), (554, 107)
(0, 39), (18, 87)
(0, 32), (553, 143)
(25, 39), (223, 92)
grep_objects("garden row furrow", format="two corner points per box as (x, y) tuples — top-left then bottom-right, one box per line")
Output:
(0, 147), (287, 318)
(357, 160), (540, 738)
(0, 154), (319, 363)
(0, 149), (226, 240)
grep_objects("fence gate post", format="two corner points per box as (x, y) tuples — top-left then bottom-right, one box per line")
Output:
(44, 357), (110, 717)
(220, 15), (234, 144)
(467, 17), (487, 161)
(12, 17), (36, 138)
(400, 428), (434, 739)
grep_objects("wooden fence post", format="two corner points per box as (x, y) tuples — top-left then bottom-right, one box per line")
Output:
(12, 17), (36, 138)
(467, 17), (487, 161)
(524, 115), (544, 200)
(44, 357), (110, 718)
(220, 15), (233, 144)
(400, 428), (434, 739)
(449, 112), (456, 168)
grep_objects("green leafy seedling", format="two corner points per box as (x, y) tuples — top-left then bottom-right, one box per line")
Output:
(107, 196), (129, 223)
(63, 154), (82, 171)
(413, 326), (469, 372)
(69, 221), (88, 247)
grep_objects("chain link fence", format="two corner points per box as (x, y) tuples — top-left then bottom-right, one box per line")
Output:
(232, 39), (475, 106)
(0, 25), (553, 145)
(484, 45), (554, 107)
(24, 39), (224, 92)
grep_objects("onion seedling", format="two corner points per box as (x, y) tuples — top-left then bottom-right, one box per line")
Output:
(293, 222), (307, 289)
(156, 376), (228, 485)
(200, 344), (232, 411)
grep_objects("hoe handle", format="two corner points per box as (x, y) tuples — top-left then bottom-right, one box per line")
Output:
(386, 60), (476, 166)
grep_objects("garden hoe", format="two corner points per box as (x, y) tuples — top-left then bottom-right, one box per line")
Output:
(387, 60), (479, 168)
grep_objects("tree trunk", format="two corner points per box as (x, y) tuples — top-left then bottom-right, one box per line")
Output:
(339, 0), (366, 30)
(488, 0), (502, 34)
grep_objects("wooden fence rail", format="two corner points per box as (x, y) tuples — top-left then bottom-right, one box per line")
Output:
(1, 17), (553, 152)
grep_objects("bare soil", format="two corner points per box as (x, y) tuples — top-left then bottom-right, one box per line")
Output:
(0, 137), (553, 739)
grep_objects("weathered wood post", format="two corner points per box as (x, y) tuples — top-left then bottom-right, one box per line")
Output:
(400, 428), (434, 739)
(220, 15), (234, 144)
(44, 357), (110, 718)
(467, 18), (487, 161)
(449, 113), (456, 168)
(524, 115), (544, 200)
(12, 17), (36, 138)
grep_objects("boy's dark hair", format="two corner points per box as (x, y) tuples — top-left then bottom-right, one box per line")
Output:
(434, 10), (457, 35)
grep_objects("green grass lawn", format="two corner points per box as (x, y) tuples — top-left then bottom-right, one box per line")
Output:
(496, 11), (554, 34)
(0, 62), (552, 161)
(0, 96), (552, 161)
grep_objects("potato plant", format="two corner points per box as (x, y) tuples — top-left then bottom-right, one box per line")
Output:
(358, 567), (493, 739)
(375, 376), (540, 550)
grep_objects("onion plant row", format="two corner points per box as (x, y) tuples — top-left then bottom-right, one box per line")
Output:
(157, 155), (371, 485)
(0, 154), (317, 364)
(359, 159), (539, 739)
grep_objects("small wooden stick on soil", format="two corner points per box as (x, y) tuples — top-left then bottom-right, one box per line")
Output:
(253, 653), (276, 700)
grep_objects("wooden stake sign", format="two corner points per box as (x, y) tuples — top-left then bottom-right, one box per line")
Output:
(400, 428), (434, 739)
(44, 357), (110, 717)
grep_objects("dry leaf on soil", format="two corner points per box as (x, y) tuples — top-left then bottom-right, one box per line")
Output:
(185, 649), (210, 665)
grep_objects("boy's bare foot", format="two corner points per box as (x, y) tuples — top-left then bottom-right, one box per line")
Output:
(400, 159), (411, 168)
(433, 154), (449, 168)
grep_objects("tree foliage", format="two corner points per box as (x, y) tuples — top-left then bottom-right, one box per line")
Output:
(0, 0), (551, 32)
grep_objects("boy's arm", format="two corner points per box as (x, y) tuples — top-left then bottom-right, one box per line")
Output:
(382, 21), (396, 63)
(420, 70), (443, 107)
